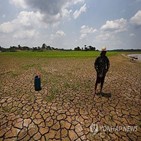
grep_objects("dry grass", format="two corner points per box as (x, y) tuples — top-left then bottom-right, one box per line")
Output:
(0, 53), (141, 105)
(0, 52), (141, 140)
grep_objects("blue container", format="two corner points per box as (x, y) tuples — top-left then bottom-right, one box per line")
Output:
(34, 75), (41, 91)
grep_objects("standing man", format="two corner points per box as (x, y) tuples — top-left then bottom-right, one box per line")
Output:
(94, 47), (110, 95)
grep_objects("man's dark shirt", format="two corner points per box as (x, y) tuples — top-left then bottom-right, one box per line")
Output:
(95, 55), (110, 77)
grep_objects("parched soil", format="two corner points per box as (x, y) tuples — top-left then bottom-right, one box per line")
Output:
(0, 54), (141, 141)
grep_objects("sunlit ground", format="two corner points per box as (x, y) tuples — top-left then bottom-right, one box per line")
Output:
(0, 52), (141, 140)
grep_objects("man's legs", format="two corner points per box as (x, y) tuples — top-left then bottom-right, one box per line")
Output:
(95, 74), (99, 94)
(100, 75), (105, 94)
(100, 82), (103, 94)
(95, 82), (98, 94)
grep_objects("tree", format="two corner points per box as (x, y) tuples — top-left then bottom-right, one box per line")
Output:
(18, 45), (21, 49)
(88, 46), (96, 51)
(46, 46), (51, 50)
(42, 43), (46, 50)
(74, 46), (81, 51)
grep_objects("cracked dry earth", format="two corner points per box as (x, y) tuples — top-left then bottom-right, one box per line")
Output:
(0, 54), (141, 141)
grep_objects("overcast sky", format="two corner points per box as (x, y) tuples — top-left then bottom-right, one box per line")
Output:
(0, 0), (141, 50)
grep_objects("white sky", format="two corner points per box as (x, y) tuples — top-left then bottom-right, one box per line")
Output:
(0, 0), (141, 50)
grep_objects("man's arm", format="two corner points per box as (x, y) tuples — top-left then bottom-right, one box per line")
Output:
(94, 57), (99, 71)
(106, 57), (110, 71)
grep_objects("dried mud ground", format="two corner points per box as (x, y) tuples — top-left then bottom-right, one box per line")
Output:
(0, 54), (141, 141)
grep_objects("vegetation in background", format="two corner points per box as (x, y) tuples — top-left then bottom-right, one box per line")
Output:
(0, 50), (120, 58)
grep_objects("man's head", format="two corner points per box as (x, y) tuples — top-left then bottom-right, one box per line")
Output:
(100, 47), (107, 56)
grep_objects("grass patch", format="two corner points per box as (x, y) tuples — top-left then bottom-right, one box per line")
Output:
(44, 87), (59, 102)
(3, 70), (19, 77)
(22, 64), (36, 70)
(64, 82), (71, 89)
(2, 106), (10, 112)
(70, 83), (80, 91)
(0, 50), (120, 58)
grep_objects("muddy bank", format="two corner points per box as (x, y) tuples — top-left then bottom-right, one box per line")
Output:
(128, 54), (141, 61)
